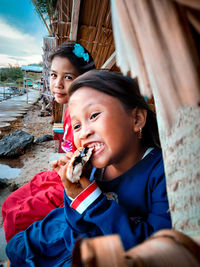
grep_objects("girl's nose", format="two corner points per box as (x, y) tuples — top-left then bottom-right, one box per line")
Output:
(80, 125), (93, 140)
(55, 77), (64, 88)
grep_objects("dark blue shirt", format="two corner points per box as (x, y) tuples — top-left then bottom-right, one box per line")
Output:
(6, 147), (171, 266)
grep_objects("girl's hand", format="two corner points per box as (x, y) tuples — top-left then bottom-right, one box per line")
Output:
(51, 152), (91, 199)
(51, 152), (73, 170)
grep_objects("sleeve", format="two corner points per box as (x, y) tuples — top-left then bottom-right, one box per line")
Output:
(65, 172), (171, 251)
(2, 170), (64, 243)
(6, 208), (72, 267)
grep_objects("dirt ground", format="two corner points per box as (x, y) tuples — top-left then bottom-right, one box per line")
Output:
(0, 103), (55, 228)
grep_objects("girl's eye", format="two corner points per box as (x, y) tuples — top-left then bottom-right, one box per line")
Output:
(65, 75), (73, 80)
(50, 73), (56, 78)
(90, 112), (100, 120)
(73, 124), (81, 131)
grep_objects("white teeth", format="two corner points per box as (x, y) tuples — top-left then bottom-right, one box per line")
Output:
(95, 144), (101, 149)
(87, 143), (103, 149)
(94, 143), (103, 149)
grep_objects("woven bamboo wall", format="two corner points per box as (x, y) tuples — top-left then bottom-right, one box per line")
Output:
(50, 0), (116, 69)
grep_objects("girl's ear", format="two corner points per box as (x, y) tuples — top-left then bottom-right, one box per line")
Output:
(131, 108), (147, 133)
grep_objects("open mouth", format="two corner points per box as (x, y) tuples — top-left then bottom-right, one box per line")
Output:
(87, 142), (104, 155)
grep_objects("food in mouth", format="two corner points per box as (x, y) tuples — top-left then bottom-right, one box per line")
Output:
(66, 146), (94, 183)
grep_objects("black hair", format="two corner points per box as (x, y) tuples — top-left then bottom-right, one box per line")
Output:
(68, 70), (160, 148)
(49, 41), (96, 74)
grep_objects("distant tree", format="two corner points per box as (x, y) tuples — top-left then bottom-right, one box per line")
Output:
(16, 78), (23, 87)
(0, 69), (7, 82)
(28, 62), (43, 67)
(0, 66), (23, 82)
(5, 77), (13, 83)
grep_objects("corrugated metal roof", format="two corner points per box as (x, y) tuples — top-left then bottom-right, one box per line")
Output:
(21, 65), (42, 73)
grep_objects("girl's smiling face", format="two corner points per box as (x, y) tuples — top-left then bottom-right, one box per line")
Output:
(69, 87), (141, 178)
(50, 56), (79, 104)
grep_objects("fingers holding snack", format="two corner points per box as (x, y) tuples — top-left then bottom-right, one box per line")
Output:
(51, 160), (60, 170)
(67, 146), (94, 183)
(51, 152), (73, 174)
(53, 147), (94, 198)
(65, 146), (94, 198)
(53, 163), (79, 198)
(59, 152), (73, 166)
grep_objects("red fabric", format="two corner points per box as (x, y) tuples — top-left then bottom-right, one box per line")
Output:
(53, 109), (75, 153)
(2, 108), (75, 243)
(2, 170), (64, 242)
(70, 182), (98, 209)
(53, 132), (65, 153)
(62, 109), (76, 152)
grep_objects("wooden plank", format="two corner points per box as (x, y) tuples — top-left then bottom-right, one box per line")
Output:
(101, 52), (116, 69)
(70, 0), (81, 41)
(59, 0), (63, 21)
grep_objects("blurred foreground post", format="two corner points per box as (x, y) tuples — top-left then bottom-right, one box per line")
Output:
(111, 0), (200, 236)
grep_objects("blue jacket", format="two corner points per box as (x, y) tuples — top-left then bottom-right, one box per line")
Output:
(6, 147), (171, 266)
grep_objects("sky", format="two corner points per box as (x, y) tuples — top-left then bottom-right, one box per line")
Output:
(0, 0), (48, 68)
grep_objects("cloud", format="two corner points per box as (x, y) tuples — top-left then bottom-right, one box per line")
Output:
(0, 17), (43, 67)
(0, 18), (26, 40)
(0, 54), (42, 68)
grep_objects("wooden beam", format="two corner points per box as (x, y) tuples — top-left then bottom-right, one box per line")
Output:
(70, 0), (81, 41)
(101, 52), (116, 69)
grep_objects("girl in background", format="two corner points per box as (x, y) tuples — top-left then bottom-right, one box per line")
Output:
(2, 41), (95, 242)
(6, 70), (171, 267)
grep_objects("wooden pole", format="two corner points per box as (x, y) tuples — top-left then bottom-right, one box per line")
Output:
(25, 71), (28, 104)
(69, 0), (81, 41)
